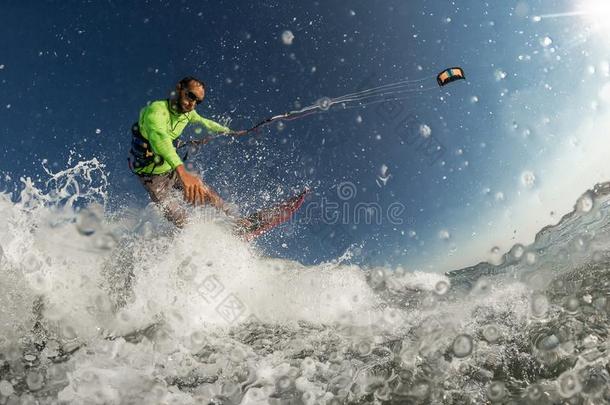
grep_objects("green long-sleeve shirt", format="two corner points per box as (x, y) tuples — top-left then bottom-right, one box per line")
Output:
(135, 99), (231, 175)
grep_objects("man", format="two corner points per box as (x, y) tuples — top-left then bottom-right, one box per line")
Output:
(129, 77), (245, 227)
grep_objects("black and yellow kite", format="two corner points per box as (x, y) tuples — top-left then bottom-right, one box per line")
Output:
(437, 67), (466, 87)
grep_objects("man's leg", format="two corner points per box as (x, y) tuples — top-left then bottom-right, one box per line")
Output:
(138, 171), (189, 227)
(169, 175), (239, 218)
(138, 171), (243, 228)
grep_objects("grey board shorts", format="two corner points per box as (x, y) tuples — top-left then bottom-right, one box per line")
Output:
(137, 170), (182, 203)
(137, 170), (187, 226)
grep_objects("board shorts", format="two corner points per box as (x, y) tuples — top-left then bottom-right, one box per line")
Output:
(137, 170), (189, 227)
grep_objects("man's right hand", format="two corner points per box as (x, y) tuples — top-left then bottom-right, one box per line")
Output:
(176, 165), (212, 205)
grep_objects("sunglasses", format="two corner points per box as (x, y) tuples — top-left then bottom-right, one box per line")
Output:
(184, 90), (204, 105)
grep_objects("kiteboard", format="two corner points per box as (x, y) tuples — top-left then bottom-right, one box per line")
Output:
(235, 188), (309, 240)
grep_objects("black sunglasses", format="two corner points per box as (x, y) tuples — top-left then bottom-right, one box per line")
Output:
(184, 90), (204, 105)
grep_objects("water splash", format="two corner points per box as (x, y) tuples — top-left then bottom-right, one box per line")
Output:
(2, 162), (610, 403)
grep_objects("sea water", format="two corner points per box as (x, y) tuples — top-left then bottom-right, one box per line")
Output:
(0, 160), (609, 404)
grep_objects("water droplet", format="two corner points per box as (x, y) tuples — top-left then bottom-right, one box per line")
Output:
(525, 383), (544, 400)
(576, 193), (594, 213)
(540, 36), (553, 47)
(61, 325), (78, 340)
(521, 170), (536, 189)
(355, 340), (372, 356)
(369, 268), (386, 288)
(494, 69), (507, 81)
(482, 324), (501, 343)
(434, 280), (450, 295)
(0, 380), (14, 396)
(488, 246), (504, 266)
(558, 371), (581, 398)
(317, 97), (332, 110)
(419, 124), (431, 138)
(530, 293), (549, 318)
(536, 334), (559, 351)
(189, 331), (206, 350)
(564, 296), (580, 313)
(380, 164), (389, 177)
(487, 381), (506, 401)
(301, 357), (315, 372)
(302, 391), (316, 403)
(281, 30), (294, 45)
(452, 334), (473, 358)
(438, 229), (451, 240)
(532, 15), (542, 22)
(511, 244), (524, 259)
(276, 375), (293, 392)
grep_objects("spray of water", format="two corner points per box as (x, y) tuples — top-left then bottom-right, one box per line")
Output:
(1, 160), (610, 404)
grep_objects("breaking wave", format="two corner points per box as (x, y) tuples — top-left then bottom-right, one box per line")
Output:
(0, 160), (609, 404)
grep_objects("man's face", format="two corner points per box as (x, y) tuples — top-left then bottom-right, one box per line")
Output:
(177, 81), (205, 113)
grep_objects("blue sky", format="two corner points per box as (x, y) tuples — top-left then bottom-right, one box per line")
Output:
(1, 0), (610, 272)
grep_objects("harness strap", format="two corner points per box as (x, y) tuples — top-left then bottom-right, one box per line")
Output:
(128, 123), (164, 173)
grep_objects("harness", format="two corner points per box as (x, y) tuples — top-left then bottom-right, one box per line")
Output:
(127, 122), (165, 173)
(128, 121), (193, 174)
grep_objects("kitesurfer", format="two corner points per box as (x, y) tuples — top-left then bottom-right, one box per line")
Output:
(129, 76), (246, 227)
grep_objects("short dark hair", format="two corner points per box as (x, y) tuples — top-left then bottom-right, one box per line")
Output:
(178, 76), (206, 90)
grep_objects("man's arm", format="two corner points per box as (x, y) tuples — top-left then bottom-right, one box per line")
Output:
(189, 111), (233, 134)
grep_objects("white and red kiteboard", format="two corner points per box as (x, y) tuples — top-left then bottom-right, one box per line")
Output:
(236, 188), (309, 241)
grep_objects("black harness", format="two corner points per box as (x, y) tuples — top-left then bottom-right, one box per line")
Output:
(127, 122), (165, 173)
(128, 122), (194, 174)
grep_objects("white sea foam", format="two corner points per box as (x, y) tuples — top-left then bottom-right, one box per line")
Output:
(1, 160), (609, 404)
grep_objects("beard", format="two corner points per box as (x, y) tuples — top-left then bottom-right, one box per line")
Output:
(170, 97), (193, 114)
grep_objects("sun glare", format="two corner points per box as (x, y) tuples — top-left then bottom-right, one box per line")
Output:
(578, 0), (610, 34)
